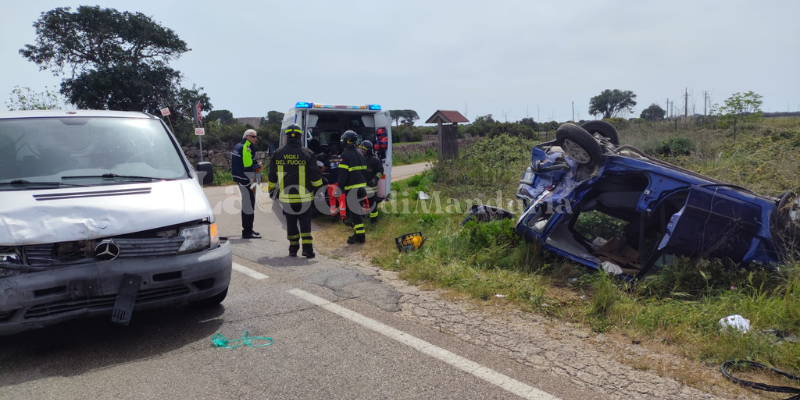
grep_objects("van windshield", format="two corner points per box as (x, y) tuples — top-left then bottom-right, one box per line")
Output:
(0, 117), (187, 188)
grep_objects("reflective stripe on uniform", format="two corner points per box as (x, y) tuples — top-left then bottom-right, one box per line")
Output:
(338, 164), (349, 171)
(370, 211), (379, 218)
(350, 165), (366, 171)
(354, 223), (365, 234)
(345, 182), (366, 190)
(311, 179), (322, 187)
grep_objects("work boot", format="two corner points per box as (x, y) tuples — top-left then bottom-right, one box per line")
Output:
(242, 230), (261, 239)
(342, 218), (354, 227)
(302, 245), (315, 259)
(289, 245), (299, 257)
(347, 234), (365, 244)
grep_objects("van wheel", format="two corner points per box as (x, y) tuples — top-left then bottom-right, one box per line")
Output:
(581, 120), (620, 145)
(556, 124), (603, 167)
(193, 288), (228, 307)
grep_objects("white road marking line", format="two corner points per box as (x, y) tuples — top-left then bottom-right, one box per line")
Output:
(232, 262), (268, 280)
(287, 288), (560, 400)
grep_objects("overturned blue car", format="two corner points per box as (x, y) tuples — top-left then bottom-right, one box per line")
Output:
(515, 121), (799, 279)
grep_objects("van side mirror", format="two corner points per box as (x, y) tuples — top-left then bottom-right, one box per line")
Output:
(196, 162), (214, 186)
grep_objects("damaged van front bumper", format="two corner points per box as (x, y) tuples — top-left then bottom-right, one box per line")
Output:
(0, 241), (231, 336)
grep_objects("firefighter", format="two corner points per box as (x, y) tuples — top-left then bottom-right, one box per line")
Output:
(336, 130), (367, 244)
(267, 124), (323, 258)
(358, 140), (384, 222)
(231, 129), (263, 239)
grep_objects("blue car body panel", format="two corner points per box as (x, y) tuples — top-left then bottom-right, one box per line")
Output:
(515, 144), (787, 277)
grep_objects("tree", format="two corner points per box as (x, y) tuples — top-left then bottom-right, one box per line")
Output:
(19, 6), (205, 116)
(266, 111), (284, 125)
(640, 104), (666, 121)
(714, 91), (763, 140)
(519, 117), (539, 131)
(465, 114), (495, 137)
(6, 85), (65, 110)
(207, 110), (235, 124)
(589, 89), (637, 119)
(389, 110), (419, 126)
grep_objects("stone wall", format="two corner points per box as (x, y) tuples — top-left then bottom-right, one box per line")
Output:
(182, 147), (267, 168)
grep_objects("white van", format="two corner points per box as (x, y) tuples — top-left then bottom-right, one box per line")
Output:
(0, 110), (232, 335)
(279, 102), (393, 199)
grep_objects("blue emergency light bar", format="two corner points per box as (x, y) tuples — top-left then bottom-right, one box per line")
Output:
(295, 102), (381, 111)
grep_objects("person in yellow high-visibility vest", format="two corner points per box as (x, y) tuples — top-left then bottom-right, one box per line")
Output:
(231, 129), (262, 239)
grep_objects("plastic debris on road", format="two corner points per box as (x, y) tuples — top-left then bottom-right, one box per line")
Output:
(212, 331), (274, 349)
(459, 205), (514, 226)
(601, 261), (623, 276)
(719, 315), (751, 334)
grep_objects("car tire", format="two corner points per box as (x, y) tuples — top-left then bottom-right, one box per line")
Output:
(581, 120), (620, 145)
(556, 124), (604, 167)
(192, 287), (228, 307)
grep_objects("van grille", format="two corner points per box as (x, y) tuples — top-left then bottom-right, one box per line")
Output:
(24, 285), (190, 319)
(25, 237), (185, 267)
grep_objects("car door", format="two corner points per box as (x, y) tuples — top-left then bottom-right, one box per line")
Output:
(373, 110), (393, 198)
(657, 185), (762, 262)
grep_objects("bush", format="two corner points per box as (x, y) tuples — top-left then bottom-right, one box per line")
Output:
(602, 117), (629, 130)
(488, 122), (535, 139)
(658, 136), (696, 156)
(392, 125), (424, 143)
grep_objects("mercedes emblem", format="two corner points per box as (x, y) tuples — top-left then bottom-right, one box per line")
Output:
(94, 240), (121, 261)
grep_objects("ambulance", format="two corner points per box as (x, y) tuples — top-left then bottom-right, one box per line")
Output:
(279, 102), (393, 200)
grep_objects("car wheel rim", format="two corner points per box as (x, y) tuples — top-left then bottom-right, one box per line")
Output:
(563, 139), (591, 164)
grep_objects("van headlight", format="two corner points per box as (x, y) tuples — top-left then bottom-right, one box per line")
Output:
(178, 223), (218, 253)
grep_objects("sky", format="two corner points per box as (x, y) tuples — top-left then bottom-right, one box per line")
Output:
(2, 0), (799, 124)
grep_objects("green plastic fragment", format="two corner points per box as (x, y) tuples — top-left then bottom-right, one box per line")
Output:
(212, 331), (274, 349)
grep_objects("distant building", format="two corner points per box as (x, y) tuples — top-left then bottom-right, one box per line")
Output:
(236, 117), (262, 128)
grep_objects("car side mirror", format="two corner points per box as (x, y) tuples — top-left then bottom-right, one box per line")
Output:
(196, 161), (214, 186)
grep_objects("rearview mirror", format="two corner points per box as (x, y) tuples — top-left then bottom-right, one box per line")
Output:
(196, 162), (214, 186)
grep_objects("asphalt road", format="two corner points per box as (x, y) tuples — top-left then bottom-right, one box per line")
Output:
(0, 163), (606, 400)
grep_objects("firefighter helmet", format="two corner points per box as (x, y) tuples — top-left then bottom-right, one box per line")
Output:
(358, 140), (373, 154)
(284, 124), (303, 139)
(341, 130), (358, 147)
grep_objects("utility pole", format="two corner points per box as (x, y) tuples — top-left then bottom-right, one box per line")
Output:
(464, 103), (468, 118)
(666, 98), (670, 119)
(526, 103), (529, 118)
(684, 87), (688, 118)
(572, 102), (575, 122)
(703, 91), (708, 116)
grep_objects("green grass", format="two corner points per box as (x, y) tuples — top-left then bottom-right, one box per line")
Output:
(209, 166), (269, 186)
(393, 148), (437, 166)
(358, 122), (800, 377)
